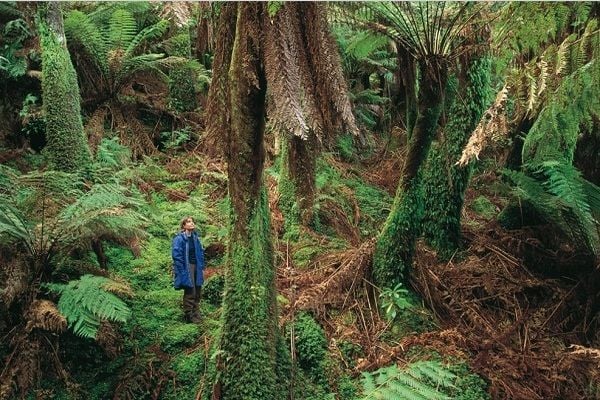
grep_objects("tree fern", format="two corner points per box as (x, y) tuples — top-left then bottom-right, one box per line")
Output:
(108, 8), (137, 51)
(360, 361), (457, 400)
(45, 274), (131, 339)
(504, 165), (600, 254)
(124, 19), (169, 59)
(64, 10), (109, 75)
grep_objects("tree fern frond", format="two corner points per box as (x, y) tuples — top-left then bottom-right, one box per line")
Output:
(114, 53), (166, 88)
(64, 10), (109, 75)
(360, 361), (456, 400)
(45, 275), (131, 339)
(124, 19), (169, 59)
(26, 299), (67, 333)
(0, 2), (20, 19)
(108, 8), (137, 50)
(0, 199), (34, 254)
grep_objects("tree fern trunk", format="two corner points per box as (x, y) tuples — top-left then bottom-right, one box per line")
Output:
(398, 45), (418, 139)
(41, 2), (91, 172)
(373, 63), (447, 288)
(279, 134), (317, 236)
(216, 4), (282, 399)
(421, 57), (493, 259)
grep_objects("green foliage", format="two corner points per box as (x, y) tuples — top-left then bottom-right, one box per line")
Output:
(291, 312), (328, 386)
(471, 196), (497, 220)
(40, 21), (92, 172)
(0, 10), (31, 80)
(421, 57), (493, 259)
(219, 188), (280, 399)
(379, 283), (412, 321)
(360, 361), (457, 400)
(45, 274), (131, 339)
(503, 163), (600, 254)
(336, 134), (356, 162)
(203, 274), (225, 306)
(0, 165), (147, 264)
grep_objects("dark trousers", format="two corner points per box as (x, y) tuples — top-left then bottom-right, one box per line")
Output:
(183, 263), (202, 317)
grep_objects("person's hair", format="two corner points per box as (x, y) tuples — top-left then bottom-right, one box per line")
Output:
(180, 216), (194, 229)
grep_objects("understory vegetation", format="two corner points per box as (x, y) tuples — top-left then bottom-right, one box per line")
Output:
(1, 2), (599, 400)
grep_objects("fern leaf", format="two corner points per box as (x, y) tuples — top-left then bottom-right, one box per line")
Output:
(360, 361), (456, 400)
(64, 10), (109, 76)
(26, 299), (67, 333)
(46, 275), (131, 339)
(108, 8), (137, 50)
(124, 19), (169, 59)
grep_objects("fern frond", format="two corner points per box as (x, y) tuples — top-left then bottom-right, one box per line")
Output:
(0, 199), (34, 254)
(114, 53), (166, 88)
(124, 19), (169, 59)
(360, 361), (456, 400)
(55, 183), (147, 251)
(45, 275), (131, 339)
(108, 8), (137, 50)
(0, 2), (20, 19)
(64, 10), (109, 75)
(26, 299), (67, 333)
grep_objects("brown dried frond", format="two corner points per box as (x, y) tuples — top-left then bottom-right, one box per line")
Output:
(457, 84), (509, 166)
(568, 345), (600, 361)
(96, 321), (123, 359)
(102, 278), (134, 298)
(294, 239), (374, 310)
(301, 3), (359, 141)
(25, 300), (67, 333)
(0, 333), (41, 400)
(85, 106), (109, 155)
(264, 3), (309, 140)
(0, 255), (29, 310)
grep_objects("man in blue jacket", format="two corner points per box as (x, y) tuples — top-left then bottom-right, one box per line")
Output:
(172, 216), (205, 323)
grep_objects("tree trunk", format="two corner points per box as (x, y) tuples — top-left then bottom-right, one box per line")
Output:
(398, 45), (418, 139)
(373, 62), (447, 288)
(421, 56), (493, 259)
(216, 4), (281, 399)
(279, 133), (317, 236)
(41, 1), (91, 172)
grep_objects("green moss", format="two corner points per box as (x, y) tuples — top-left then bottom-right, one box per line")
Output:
(219, 188), (282, 399)
(373, 179), (424, 287)
(278, 136), (302, 239)
(290, 312), (328, 386)
(203, 274), (225, 306)
(471, 195), (497, 220)
(40, 23), (91, 172)
(421, 57), (493, 259)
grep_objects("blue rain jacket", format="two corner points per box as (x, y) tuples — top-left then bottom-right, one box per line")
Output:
(172, 231), (205, 289)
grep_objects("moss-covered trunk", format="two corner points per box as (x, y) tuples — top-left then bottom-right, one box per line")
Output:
(373, 62), (447, 288)
(421, 57), (493, 258)
(216, 3), (281, 399)
(41, 1), (91, 172)
(279, 134), (317, 234)
(398, 45), (418, 139)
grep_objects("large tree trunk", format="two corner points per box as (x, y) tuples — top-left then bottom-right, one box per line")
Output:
(41, 1), (91, 172)
(421, 56), (493, 259)
(215, 4), (282, 399)
(398, 45), (418, 139)
(373, 61), (448, 288)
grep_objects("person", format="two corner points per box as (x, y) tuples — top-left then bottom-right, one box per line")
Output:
(172, 216), (205, 323)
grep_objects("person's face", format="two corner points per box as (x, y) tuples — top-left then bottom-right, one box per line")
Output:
(183, 219), (195, 231)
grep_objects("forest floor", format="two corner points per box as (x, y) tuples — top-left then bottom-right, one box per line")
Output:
(11, 132), (597, 399)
